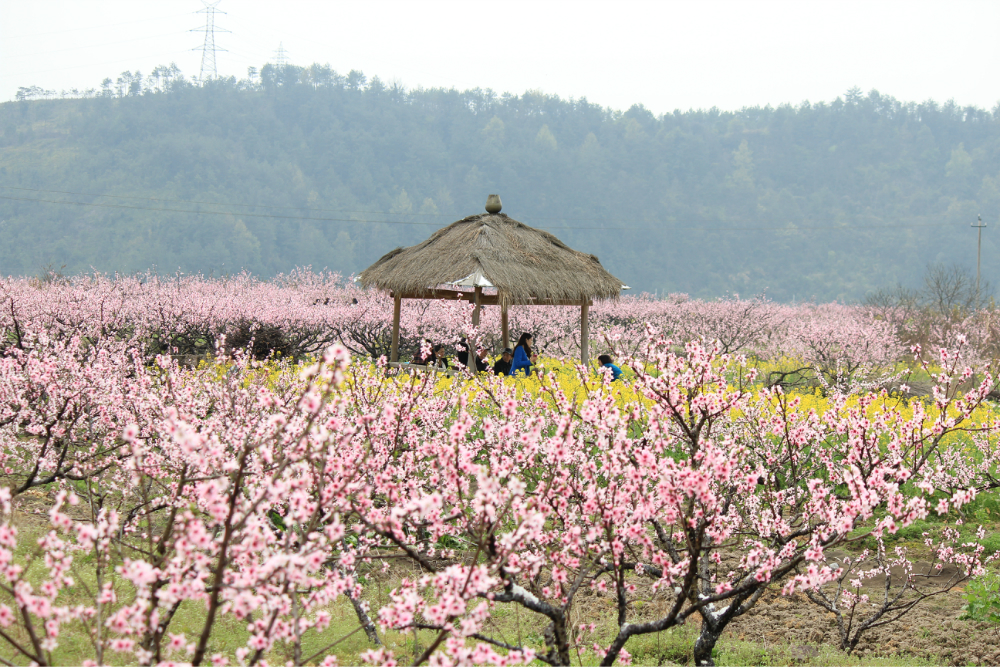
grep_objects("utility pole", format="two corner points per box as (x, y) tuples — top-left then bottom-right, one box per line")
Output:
(192, 1), (229, 82)
(273, 43), (290, 68)
(973, 214), (987, 303)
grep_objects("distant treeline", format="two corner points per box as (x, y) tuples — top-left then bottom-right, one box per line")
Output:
(2, 62), (1000, 301)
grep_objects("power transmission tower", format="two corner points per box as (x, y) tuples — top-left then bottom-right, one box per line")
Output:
(273, 42), (290, 67)
(192, 1), (229, 81)
(973, 214), (987, 302)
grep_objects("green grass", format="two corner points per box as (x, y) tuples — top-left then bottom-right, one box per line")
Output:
(7, 478), (1000, 666)
(0, 510), (985, 666)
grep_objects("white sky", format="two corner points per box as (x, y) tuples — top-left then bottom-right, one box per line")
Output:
(2, 0), (999, 113)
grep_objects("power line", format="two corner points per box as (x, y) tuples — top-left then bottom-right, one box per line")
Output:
(0, 194), (439, 226)
(226, 13), (483, 92)
(192, 1), (229, 81)
(0, 192), (965, 233)
(0, 185), (451, 217)
(13, 51), (190, 78)
(0, 185), (944, 228)
(7, 31), (190, 60)
(3, 13), (191, 41)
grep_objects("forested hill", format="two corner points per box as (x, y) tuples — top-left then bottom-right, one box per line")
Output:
(3, 64), (1000, 301)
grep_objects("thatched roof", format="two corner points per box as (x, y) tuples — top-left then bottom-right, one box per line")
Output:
(359, 213), (623, 306)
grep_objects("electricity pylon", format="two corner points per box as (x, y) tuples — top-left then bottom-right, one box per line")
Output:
(273, 42), (290, 67)
(192, 1), (229, 81)
(973, 214), (987, 303)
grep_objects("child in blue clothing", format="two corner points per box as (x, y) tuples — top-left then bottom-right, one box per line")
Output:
(598, 354), (622, 381)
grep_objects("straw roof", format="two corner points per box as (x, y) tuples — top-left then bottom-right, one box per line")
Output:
(359, 213), (623, 306)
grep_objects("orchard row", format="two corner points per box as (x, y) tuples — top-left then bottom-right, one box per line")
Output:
(6, 270), (996, 381)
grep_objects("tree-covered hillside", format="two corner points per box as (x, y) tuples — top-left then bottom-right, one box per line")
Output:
(2, 64), (1000, 301)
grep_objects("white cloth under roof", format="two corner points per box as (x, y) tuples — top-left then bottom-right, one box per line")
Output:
(447, 270), (495, 288)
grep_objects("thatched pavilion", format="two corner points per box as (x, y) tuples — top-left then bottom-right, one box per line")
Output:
(359, 195), (624, 366)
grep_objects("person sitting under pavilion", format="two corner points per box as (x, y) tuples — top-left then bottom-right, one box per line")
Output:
(456, 337), (488, 372)
(493, 347), (513, 376)
(510, 333), (538, 377)
(598, 354), (622, 381)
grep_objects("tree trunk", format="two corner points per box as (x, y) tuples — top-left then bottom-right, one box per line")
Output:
(693, 622), (721, 667)
(348, 591), (381, 645)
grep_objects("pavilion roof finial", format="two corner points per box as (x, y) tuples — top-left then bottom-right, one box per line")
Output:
(485, 194), (502, 214)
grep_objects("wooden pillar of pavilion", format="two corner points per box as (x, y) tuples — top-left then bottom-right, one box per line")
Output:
(466, 286), (483, 370)
(390, 294), (401, 362)
(472, 286), (482, 326)
(580, 301), (590, 365)
(501, 303), (509, 350)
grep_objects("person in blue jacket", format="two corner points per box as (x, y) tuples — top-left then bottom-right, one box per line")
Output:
(510, 333), (538, 377)
(598, 354), (622, 381)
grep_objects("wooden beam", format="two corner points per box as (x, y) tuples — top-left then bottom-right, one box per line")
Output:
(391, 288), (471, 301)
(392, 289), (499, 305)
(391, 290), (592, 308)
(580, 301), (590, 365)
(525, 298), (593, 307)
(388, 361), (454, 377)
(390, 295), (401, 362)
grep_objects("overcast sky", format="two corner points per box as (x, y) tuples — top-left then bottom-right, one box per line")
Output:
(2, 0), (999, 113)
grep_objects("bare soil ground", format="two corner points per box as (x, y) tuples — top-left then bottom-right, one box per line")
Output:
(727, 589), (998, 666)
(13, 489), (1000, 666)
(475, 553), (1000, 666)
